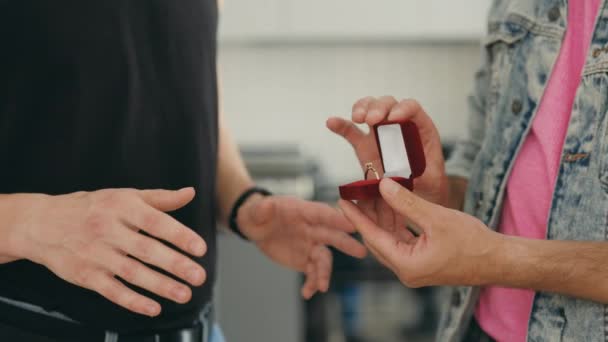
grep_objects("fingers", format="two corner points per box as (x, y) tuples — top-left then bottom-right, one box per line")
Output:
(45, 249), (162, 316)
(326, 117), (366, 149)
(86, 269), (162, 317)
(364, 240), (398, 274)
(99, 248), (193, 304)
(127, 203), (207, 257)
(310, 227), (367, 259)
(338, 200), (411, 263)
(386, 99), (441, 141)
(357, 199), (378, 222)
(302, 201), (356, 233)
(301, 263), (318, 300)
(351, 95), (398, 125)
(352, 96), (375, 123)
(300, 245), (333, 299)
(138, 187), (196, 212)
(365, 96), (399, 126)
(376, 200), (396, 233)
(113, 229), (206, 286)
(379, 178), (434, 229)
(312, 245), (332, 292)
(351, 97), (439, 142)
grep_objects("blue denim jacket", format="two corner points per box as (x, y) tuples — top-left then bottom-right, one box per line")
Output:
(440, 0), (608, 341)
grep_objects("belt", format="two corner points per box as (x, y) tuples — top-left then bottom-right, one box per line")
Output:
(0, 298), (214, 342)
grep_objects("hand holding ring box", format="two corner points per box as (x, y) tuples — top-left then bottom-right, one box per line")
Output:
(339, 120), (426, 200)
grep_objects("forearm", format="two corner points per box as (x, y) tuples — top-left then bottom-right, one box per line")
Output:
(215, 114), (255, 226)
(482, 234), (608, 303)
(0, 195), (17, 263)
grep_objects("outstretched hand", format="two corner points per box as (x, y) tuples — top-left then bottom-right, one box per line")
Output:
(339, 178), (498, 288)
(237, 194), (367, 299)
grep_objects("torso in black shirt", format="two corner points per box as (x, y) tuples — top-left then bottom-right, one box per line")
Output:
(0, 0), (218, 333)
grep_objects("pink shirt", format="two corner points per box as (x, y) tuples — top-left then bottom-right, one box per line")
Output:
(475, 2), (601, 341)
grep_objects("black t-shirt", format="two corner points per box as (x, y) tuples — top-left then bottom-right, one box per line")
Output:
(0, 0), (218, 333)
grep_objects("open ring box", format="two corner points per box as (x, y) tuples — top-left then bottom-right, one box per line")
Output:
(339, 120), (426, 200)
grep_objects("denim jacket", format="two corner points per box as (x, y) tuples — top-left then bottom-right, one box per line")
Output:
(441, 0), (608, 341)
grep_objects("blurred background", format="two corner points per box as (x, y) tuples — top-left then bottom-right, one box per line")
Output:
(216, 1), (489, 341)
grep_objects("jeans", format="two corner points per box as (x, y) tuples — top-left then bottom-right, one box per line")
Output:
(210, 325), (225, 342)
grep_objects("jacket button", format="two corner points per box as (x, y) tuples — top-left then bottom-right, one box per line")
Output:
(548, 6), (561, 22)
(451, 290), (462, 307)
(511, 99), (523, 115)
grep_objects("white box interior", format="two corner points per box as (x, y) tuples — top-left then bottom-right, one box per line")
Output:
(377, 124), (411, 178)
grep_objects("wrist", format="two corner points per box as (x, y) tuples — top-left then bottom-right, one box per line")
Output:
(473, 231), (522, 287)
(228, 187), (273, 241)
(0, 193), (47, 262)
(235, 193), (265, 240)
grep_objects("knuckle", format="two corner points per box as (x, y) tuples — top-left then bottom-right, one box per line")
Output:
(134, 238), (154, 261)
(171, 256), (191, 277)
(400, 98), (421, 111)
(101, 282), (124, 304)
(84, 212), (109, 237)
(353, 96), (373, 110)
(380, 95), (397, 105)
(96, 191), (122, 210)
(74, 262), (100, 289)
(74, 266), (96, 287)
(141, 212), (161, 230)
(125, 297), (142, 313)
(117, 259), (140, 282)
(71, 239), (97, 258)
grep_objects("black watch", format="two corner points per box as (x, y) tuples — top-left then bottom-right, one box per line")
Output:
(228, 187), (272, 240)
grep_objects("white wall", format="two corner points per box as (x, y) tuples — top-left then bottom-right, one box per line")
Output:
(220, 43), (481, 183)
(219, 0), (489, 42)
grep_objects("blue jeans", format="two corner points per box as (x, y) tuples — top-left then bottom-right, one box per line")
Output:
(210, 324), (225, 342)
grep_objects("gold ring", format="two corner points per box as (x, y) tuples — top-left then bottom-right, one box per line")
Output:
(364, 162), (380, 180)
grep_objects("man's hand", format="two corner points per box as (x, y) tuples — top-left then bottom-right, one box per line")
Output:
(339, 179), (608, 305)
(236, 195), (367, 299)
(327, 97), (453, 242)
(5, 188), (207, 317)
(327, 97), (449, 206)
(338, 178), (499, 287)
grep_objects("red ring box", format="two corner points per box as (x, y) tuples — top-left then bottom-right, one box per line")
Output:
(339, 120), (426, 200)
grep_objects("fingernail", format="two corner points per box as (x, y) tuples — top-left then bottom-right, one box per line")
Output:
(189, 240), (205, 256)
(188, 268), (203, 284)
(171, 287), (189, 302)
(146, 304), (159, 316)
(380, 178), (400, 196)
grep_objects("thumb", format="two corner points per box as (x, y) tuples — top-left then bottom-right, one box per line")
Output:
(379, 179), (433, 229)
(138, 187), (195, 212)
